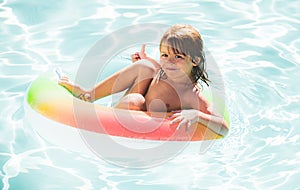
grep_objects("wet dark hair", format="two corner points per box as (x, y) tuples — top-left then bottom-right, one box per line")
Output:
(159, 24), (209, 86)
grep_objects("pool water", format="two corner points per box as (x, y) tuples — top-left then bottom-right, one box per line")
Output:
(1, 0), (300, 189)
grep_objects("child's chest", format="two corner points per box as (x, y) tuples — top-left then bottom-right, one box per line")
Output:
(144, 80), (189, 112)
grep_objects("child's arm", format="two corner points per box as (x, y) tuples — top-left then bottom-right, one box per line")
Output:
(170, 91), (229, 137)
(171, 109), (229, 137)
(131, 44), (161, 70)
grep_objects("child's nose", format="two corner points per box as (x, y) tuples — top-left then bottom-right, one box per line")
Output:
(167, 57), (175, 63)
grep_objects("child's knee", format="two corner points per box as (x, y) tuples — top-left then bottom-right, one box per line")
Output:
(115, 93), (146, 110)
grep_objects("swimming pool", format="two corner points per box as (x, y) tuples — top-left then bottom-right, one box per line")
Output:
(1, 0), (299, 189)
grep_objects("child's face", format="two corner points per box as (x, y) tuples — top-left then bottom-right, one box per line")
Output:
(159, 45), (194, 78)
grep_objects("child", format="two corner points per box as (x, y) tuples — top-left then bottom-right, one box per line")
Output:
(59, 24), (229, 136)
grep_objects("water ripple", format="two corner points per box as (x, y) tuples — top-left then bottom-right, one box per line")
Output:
(0, 0), (299, 189)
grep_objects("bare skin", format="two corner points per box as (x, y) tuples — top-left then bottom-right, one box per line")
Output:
(59, 44), (229, 136)
(59, 59), (155, 110)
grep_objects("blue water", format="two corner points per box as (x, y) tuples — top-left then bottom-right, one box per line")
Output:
(1, 0), (300, 189)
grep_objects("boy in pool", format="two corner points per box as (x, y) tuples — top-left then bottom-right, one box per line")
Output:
(59, 24), (229, 136)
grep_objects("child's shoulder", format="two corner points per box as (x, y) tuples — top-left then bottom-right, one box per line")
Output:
(184, 85), (210, 109)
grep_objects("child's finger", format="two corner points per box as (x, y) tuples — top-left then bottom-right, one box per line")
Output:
(176, 119), (187, 131)
(131, 53), (141, 62)
(172, 113), (181, 117)
(170, 116), (182, 125)
(167, 111), (181, 120)
(176, 119), (189, 131)
(141, 44), (146, 53)
(186, 121), (191, 132)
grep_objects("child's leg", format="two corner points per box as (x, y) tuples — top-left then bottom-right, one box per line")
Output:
(114, 93), (146, 111)
(59, 59), (155, 103)
(59, 77), (92, 102)
(92, 60), (155, 101)
(113, 60), (156, 111)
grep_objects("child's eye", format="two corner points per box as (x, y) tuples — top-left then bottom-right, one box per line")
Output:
(175, 55), (184, 59)
(161, 53), (168, 57)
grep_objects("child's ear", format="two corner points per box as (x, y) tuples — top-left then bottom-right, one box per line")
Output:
(192, 56), (201, 66)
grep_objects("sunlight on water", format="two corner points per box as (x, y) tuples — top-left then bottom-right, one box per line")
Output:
(0, 0), (299, 189)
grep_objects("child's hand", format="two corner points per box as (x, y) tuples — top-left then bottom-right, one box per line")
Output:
(131, 44), (147, 62)
(169, 109), (200, 132)
(58, 77), (91, 102)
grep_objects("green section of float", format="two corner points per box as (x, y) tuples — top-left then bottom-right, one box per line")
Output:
(27, 74), (71, 107)
(202, 89), (230, 127)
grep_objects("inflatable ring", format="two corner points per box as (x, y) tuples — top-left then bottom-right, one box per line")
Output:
(24, 72), (230, 155)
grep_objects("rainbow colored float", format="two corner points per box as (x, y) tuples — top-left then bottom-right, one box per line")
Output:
(24, 72), (230, 160)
